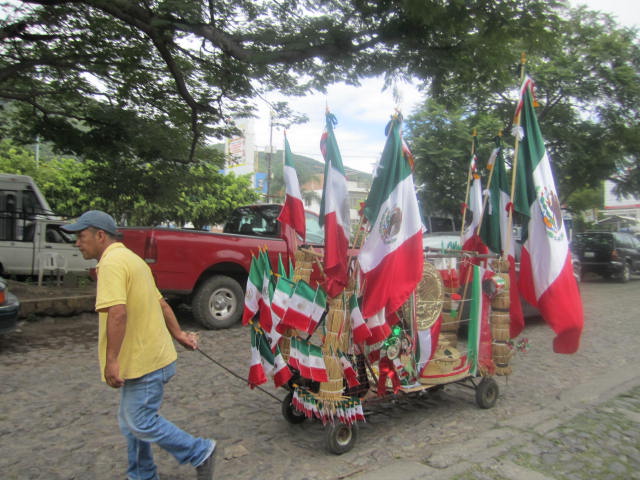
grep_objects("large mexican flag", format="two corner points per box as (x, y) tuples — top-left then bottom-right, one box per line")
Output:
(358, 114), (424, 319)
(277, 133), (306, 240)
(513, 76), (584, 354)
(319, 112), (350, 297)
(479, 138), (524, 338)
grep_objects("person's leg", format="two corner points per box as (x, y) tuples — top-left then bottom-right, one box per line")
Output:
(118, 400), (158, 480)
(120, 362), (214, 469)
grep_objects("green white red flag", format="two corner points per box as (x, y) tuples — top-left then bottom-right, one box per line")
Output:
(479, 138), (525, 338)
(279, 280), (317, 333)
(461, 152), (484, 249)
(288, 337), (328, 382)
(258, 250), (274, 334)
(459, 150), (489, 285)
(358, 114), (424, 319)
(242, 254), (263, 325)
(248, 326), (268, 388)
(309, 286), (327, 333)
(339, 352), (360, 388)
(277, 133), (306, 240)
(248, 325), (292, 388)
(466, 265), (495, 376)
(512, 76), (583, 354)
(271, 275), (295, 320)
(319, 112), (350, 297)
(348, 294), (371, 344)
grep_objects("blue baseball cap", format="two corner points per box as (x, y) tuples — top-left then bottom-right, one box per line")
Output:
(62, 210), (118, 235)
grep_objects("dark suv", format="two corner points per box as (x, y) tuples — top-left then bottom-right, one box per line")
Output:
(574, 231), (640, 282)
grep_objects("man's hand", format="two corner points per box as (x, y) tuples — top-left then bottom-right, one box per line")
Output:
(105, 360), (124, 388)
(175, 330), (199, 350)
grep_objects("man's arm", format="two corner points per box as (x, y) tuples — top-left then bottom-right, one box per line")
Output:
(160, 298), (198, 350)
(104, 304), (127, 388)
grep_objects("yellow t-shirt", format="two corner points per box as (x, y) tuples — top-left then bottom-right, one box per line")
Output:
(95, 242), (177, 381)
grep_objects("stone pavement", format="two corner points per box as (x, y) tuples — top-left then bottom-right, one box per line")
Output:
(1, 278), (639, 479)
(355, 368), (640, 480)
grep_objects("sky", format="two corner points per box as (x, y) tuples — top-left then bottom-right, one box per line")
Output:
(250, 0), (639, 176)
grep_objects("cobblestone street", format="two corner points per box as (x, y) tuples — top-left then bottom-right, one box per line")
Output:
(1, 276), (638, 479)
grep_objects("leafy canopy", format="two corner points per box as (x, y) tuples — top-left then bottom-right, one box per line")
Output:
(1, 0), (561, 161)
(407, 6), (640, 220)
(0, 138), (257, 226)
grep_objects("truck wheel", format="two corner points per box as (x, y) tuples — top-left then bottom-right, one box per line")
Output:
(618, 263), (631, 283)
(192, 275), (243, 329)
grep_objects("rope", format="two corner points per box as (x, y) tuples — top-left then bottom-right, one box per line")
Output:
(195, 347), (283, 404)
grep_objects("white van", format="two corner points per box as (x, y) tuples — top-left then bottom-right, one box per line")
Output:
(0, 174), (56, 242)
(0, 174), (96, 278)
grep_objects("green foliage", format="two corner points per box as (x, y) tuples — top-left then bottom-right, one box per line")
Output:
(1, 0), (561, 162)
(566, 185), (604, 213)
(407, 7), (640, 218)
(0, 138), (257, 226)
(406, 100), (502, 222)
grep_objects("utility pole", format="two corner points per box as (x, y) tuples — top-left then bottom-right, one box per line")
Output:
(266, 110), (273, 203)
(35, 135), (40, 168)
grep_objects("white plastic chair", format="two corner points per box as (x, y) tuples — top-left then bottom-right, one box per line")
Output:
(37, 252), (68, 286)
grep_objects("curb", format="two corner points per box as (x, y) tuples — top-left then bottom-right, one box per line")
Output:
(18, 294), (96, 318)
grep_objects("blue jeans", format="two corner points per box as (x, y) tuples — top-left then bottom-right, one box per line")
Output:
(118, 361), (215, 480)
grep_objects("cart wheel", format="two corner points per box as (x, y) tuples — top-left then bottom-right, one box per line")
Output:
(475, 377), (499, 409)
(325, 422), (358, 455)
(282, 391), (306, 424)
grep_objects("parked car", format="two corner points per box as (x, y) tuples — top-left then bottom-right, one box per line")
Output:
(573, 231), (640, 282)
(0, 278), (20, 334)
(119, 204), (324, 330)
(0, 218), (97, 278)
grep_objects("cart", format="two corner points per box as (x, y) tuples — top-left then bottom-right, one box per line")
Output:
(281, 369), (500, 454)
(274, 251), (510, 454)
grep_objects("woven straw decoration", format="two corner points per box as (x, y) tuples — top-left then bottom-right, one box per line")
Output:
(319, 295), (349, 401)
(280, 249), (317, 361)
(415, 261), (444, 330)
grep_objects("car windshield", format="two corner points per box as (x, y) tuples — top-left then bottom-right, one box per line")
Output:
(575, 233), (614, 250)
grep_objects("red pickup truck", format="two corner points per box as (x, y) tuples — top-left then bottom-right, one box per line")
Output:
(119, 204), (324, 329)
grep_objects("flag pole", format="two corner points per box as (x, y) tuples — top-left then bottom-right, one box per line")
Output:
(459, 129), (477, 245)
(506, 52), (528, 256)
(474, 131), (502, 237)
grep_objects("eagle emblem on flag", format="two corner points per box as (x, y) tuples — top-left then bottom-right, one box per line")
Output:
(379, 206), (403, 244)
(537, 186), (564, 241)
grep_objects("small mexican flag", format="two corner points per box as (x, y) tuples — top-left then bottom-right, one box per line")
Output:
(349, 294), (371, 344)
(308, 286), (327, 333)
(339, 352), (360, 387)
(289, 337), (328, 382)
(254, 325), (292, 388)
(242, 254), (263, 325)
(307, 343), (329, 382)
(258, 250), (275, 333)
(271, 275), (295, 320)
(248, 326), (267, 388)
(279, 280), (317, 333)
